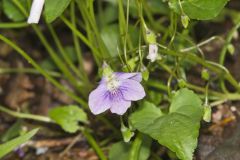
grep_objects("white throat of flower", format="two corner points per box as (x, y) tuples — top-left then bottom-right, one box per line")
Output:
(106, 74), (120, 93)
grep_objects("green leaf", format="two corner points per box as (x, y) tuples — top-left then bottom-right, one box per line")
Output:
(168, 0), (229, 20)
(148, 0), (169, 15)
(3, 0), (27, 22)
(109, 136), (152, 160)
(169, 88), (202, 121)
(44, 0), (71, 23)
(0, 128), (38, 158)
(1, 120), (22, 142)
(130, 89), (203, 160)
(109, 142), (130, 160)
(101, 24), (119, 57)
(148, 90), (163, 105)
(130, 101), (164, 131)
(65, 46), (78, 63)
(49, 105), (88, 133)
(40, 58), (57, 70)
(97, 4), (118, 26)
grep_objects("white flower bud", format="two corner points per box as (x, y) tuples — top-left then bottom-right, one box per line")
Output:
(147, 44), (159, 62)
(27, 0), (45, 24)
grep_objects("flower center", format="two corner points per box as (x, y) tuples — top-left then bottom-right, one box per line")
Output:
(106, 75), (120, 93)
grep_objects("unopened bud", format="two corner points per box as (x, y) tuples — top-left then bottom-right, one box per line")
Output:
(181, 14), (190, 28)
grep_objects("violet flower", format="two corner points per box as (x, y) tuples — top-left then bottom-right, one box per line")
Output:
(27, 0), (45, 24)
(88, 64), (145, 115)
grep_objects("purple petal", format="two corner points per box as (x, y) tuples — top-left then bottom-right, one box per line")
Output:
(120, 79), (146, 101)
(115, 72), (142, 82)
(88, 84), (111, 115)
(110, 97), (131, 115)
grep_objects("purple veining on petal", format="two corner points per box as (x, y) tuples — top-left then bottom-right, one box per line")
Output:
(120, 79), (146, 101)
(88, 72), (145, 115)
(115, 72), (142, 82)
(108, 90), (131, 115)
(88, 84), (111, 115)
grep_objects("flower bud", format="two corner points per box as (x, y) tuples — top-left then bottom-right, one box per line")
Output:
(203, 105), (212, 122)
(227, 44), (235, 55)
(181, 14), (190, 28)
(102, 62), (113, 77)
(147, 44), (159, 62)
(201, 69), (210, 81)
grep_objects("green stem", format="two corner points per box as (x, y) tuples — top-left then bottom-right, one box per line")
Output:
(180, 36), (220, 52)
(219, 20), (240, 92)
(123, 0), (130, 64)
(168, 12), (177, 47)
(148, 78), (240, 101)
(84, 0), (110, 57)
(32, 25), (81, 89)
(159, 62), (240, 100)
(219, 20), (240, 65)
(12, 0), (81, 89)
(0, 34), (87, 108)
(0, 105), (107, 160)
(98, 116), (120, 137)
(81, 128), (107, 160)
(118, 0), (133, 66)
(142, 0), (166, 32)
(47, 23), (83, 80)
(129, 133), (143, 160)
(13, 0), (28, 16)
(0, 68), (61, 77)
(0, 105), (51, 122)
(70, 1), (89, 83)
(61, 16), (101, 66)
(147, 79), (168, 91)
(160, 48), (240, 91)
(0, 22), (28, 28)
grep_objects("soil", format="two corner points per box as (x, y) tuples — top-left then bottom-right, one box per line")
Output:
(1, 1), (240, 159)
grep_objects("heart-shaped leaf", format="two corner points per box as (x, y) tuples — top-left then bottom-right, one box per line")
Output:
(130, 88), (203, 160)
(3, 0), (27, 22)
(44, 0), (71, 23)
(168, 0), (229, 20)
(49, 105), (88, 133)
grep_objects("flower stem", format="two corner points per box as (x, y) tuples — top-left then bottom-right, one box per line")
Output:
(0, 105), (107, 160)
(0, 68), (61, 77)
(70, 1), (89, 84)
(81, 128), (107, 160)
(60, 16), (101, 66)
(0, 34), (87, 107)
(32, 25), (82, 89)
(129, 133), (143, 160)
(180, 36), (220, 52)
(219, 19), (240, 93)
(0, 105), (51, 122)
(160, 48), (240, 91)
(47, 23), (83, 79)
(11, 0), (81, 90)
(0, 22), (28, 28)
